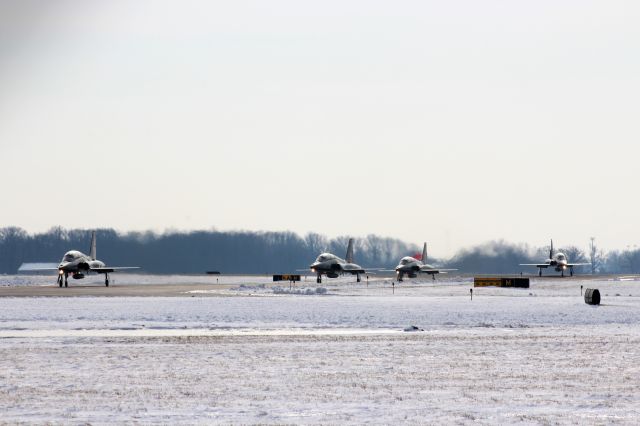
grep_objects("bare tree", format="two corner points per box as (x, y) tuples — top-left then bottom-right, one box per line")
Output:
(588, 237), (607, 274)
(304, 233), (327, 254)
(623, 246), (640, 274)
(590, 237), (597, 274)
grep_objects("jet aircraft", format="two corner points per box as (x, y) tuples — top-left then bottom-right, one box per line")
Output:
(19, 231), (139, 287)
(395, 242), (457, 281)
(520, 239), (589, 277)
(309, 238), (366, 284)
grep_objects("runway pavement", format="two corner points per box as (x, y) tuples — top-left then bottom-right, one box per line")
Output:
(0, 274), (627, 298)
(0, 283), (237, 297)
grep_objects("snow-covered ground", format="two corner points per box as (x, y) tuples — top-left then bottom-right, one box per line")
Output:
(1, 275), (639, 424)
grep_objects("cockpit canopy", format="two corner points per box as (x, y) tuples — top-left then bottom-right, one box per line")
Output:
(400, 256), (416, 265)
(62, 250), (83, 262)
(316, 253), (338, 262)
(556, 253), (566, 261)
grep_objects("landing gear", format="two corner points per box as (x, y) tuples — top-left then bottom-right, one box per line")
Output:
(539, 268), (542, 277)
(105, 273), (109, 287)
(570, 267), (574, 277)
(432, 274), (436, 281)
(397, 272), (404, 282)
(317, 274), (322, 284)
(57, 274), (63, 287)
(64, 272), (68, 288)
(356, 273), (361, 283)
(561, 269), (565, 278)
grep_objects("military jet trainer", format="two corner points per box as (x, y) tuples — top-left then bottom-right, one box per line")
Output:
(395, 242), (457, 281)
(19, 231), (139, 287)
(309, 238), (366, 284)
(520, 239), (589, 277)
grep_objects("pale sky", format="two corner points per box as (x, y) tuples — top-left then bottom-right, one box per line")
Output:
(0, 0), (638, 256)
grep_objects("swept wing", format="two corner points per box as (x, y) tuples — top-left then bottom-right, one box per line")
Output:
(90, 267), (140, 273)
(420, 266), (457, 273)
(18, 263), (59, 272)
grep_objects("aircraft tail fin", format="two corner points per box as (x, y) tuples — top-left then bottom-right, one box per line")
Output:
(345, 238), (354, 263)
(549, 239), (554, 259)
(421, 242), (427, 263)
(90, 231), (97, 260)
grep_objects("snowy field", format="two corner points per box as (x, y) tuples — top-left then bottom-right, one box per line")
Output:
(1, 275), (640, 424)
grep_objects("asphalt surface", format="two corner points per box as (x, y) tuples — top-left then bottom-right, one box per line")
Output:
(0, 274), (624, 297)
(0, 283), (237, 297)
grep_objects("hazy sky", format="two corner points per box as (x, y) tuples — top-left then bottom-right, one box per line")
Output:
(0, 0), (638, 256)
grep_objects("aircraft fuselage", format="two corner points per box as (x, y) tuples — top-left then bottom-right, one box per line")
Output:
(396, 257), (434, 273)
(395, 256), (440, 280)
(546, 253), (569, 272)
(58, 250), (105, 279)
(310, 253), (365, 283)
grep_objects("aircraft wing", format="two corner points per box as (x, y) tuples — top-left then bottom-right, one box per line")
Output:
(420, 268), (457, 275)
(363, 267), (388, 271)
(419, 266), (457, 273)
(520, 264), (550, 268)
(90, 267), (140, 273)
(340, 263), (366, 273)
(567, 263), (591, 267)
(18, 263), (59, 272)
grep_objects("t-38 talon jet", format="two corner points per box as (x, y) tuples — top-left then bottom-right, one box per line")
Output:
(19, 231), (139, 287)
(309, 238), (366, 284)
(520, 239), (589, 277)
(395, 242), (457, 281)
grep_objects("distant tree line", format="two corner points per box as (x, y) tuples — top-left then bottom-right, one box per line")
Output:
(1, 227), (637, 275)
(447, 239), (633, 275)
(0, 227), (419, 275)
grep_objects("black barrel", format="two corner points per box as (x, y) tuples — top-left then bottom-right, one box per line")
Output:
(584, 288), (601, 305)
